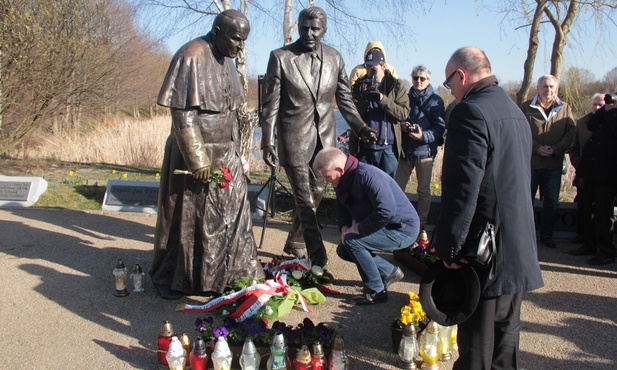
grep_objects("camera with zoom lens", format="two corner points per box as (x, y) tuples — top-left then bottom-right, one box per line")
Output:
(365, 67), (381, 102)
(605, 93), (617, 105)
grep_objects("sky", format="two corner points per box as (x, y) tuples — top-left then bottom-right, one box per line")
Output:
(160, 1), (616, 86)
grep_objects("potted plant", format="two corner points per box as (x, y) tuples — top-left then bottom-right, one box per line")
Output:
(393, 230), (438, 276)
(390, 291), (428, 353)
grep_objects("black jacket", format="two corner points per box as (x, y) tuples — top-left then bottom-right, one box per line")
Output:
(577, 107), (617, 187)
(433, 76), (544, 297)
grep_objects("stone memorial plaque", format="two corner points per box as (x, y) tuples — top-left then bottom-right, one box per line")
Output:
(102, 180), (159, 213)
(0, 176), (48, 207)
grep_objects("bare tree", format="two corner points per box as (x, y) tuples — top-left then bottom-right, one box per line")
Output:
(484, 0), (617, 105)
(0, 0), (168, 156)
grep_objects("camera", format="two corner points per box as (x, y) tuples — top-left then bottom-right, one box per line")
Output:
(364, 67), (381, 102)
(604, 93), (617, 105)
(405, 122), (420, 133)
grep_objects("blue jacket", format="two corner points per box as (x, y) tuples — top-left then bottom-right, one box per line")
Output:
(335, 157), (420, 237)
(401, 84), (446, 160)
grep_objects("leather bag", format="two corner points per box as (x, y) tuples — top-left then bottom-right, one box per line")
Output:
(462, 220), (496, 280)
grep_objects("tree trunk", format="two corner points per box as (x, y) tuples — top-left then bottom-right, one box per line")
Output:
(516, 0), (547, 106)
(544, 0), (578, 80)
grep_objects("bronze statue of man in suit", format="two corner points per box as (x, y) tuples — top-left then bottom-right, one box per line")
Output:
(261, 6), (376, 267)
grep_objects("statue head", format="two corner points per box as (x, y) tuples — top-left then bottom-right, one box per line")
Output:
(211, 9), (250, 59)
(298, 7), (327, 52)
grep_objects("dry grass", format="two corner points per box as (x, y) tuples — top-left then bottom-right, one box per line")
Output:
(26, 116), (170, 168)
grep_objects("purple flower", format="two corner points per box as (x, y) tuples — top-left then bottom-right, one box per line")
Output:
(213, 326), (228, 339)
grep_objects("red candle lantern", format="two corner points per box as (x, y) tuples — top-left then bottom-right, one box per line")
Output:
(157, 320), (176, 367)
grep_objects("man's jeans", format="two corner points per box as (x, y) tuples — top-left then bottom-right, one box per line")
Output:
(337, 226), (415, 293)
(357, 147), (398, 178)
(531, 169), (562, 239)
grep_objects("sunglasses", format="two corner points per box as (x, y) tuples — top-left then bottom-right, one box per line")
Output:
(443, 70), (457, 90)
(412, 76), (427, 82)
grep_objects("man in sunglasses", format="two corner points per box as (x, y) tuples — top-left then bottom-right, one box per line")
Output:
(394, 65), (445, 230)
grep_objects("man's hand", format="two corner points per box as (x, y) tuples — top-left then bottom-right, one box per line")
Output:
(262, 146), (278, 169)
(358, 126), (377, 145)
(193, 166), (211, 181)
(537, 145), (554, 157)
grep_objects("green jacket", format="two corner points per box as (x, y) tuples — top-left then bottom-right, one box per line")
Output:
(349, 70), (409, 158)
(521, 95), (576, 171)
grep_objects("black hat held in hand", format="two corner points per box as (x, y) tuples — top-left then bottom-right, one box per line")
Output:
(419, 261), (481, 326)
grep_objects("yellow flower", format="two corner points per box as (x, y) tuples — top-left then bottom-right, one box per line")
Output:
(122, 173), (128, 179)
(433, 183), (440, 189)
(112, 169), (117, 174)
(69, 171), (74, 176)
(155, 173), (160, 177)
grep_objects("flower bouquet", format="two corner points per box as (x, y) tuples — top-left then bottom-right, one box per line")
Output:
(173, 167), (232, 188)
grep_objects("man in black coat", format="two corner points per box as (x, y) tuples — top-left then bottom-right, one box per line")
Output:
(261, 7), (376, 266)
(433, 46), (544, 369)
(575, 94), (617, 265)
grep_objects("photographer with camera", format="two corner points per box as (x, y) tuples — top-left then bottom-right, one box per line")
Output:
(350, 49), (409, 177)
(575, 92), (617, 266)
(394, 65), (446, 230)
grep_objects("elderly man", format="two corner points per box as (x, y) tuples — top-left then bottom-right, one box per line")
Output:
(313, 147), (419, 304)
(394, 65), (445, 229)
(151, 10), (264, 300)
(521, 75), (576, 249)
(433, 46), (543, 369)
(261, 7), (376, 267)
(568, 93), (605, 249)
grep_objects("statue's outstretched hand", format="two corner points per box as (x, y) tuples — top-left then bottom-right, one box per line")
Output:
(263, 146), (278, 169)
(359, 126), (377, 145)
(193, 166), (211, 181)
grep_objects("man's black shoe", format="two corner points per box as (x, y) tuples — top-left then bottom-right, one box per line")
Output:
(383, 267), (404, 290)
(568, 246), (596, 256)
(354, 290), (388, 305)
(587, 255), (615, 266)
(155, 285), (183, 300)
(540, 237), (557, 249)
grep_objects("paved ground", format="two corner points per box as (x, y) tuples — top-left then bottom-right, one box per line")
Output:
(1, 208), (616, 369)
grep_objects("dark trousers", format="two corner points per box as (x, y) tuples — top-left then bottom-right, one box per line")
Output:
(583, 181), (617, 258)
(454, 293), (523, 370)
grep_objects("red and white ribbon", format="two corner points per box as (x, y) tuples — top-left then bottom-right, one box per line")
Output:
(180, 274), (311, 321)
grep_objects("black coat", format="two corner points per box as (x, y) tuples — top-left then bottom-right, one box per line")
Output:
(433, 76), (544, 297)
(577, 107), (617, 187)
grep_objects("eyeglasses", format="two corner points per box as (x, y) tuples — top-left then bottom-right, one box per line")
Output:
(443, 70), (457, 90)
(412, 76), (427, 82)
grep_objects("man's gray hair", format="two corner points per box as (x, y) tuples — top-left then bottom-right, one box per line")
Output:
(537, 74), (558, 87)
(411, 65), (431, 79)
(313, 147), (344, 172)
(449, 47), (491, 75)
